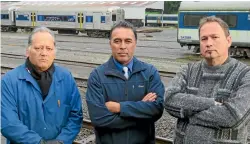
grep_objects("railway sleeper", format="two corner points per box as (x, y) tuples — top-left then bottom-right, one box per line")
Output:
(58, 29), (78, 35)
(1, 26), (18, 32)
(87, 30), (109, 38)
(230, 47), (250, 58)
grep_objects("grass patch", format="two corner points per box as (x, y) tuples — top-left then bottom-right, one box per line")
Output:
(176, 54), (250, 66)
(175, 54), (203, 63)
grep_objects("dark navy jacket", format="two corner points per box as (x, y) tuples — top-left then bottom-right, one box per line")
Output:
(86, 57), (165, 144)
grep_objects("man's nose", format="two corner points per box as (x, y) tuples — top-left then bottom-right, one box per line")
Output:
(120, 41), (126, 49)
(40, 48), (48, 55)
(206, 37), (213, 48)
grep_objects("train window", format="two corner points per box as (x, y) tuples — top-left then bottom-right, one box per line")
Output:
(163, 16), (177, 21)
(216, 15), (237, 28)
(34, 13), (36, 21)
(16, 14), (29, 21)
(41, 15), (75, 22)
(77, 13), (84, 23)
(1, 14), (9, 19)
(78, 15), (83, 23)
(86, 16), (93, 23)
(62, 16), (67, 21)
(38, 15), (44, 21)
(101, 16), (105, 23)
(147, 16), (157, 20)
(184, 14), (206, 26)
(112, 14), (116, 21)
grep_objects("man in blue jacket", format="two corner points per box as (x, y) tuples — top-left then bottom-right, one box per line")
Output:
(86, 21), (165, 144)
(1, 26), (83, 144)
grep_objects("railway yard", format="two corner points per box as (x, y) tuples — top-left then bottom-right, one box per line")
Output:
(1, 29), (250, 143)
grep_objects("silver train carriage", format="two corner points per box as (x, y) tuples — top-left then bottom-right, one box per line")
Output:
(1, 5), (18, 32)
(1, 5), (125, 38)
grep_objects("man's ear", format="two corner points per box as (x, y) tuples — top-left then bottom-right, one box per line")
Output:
(26, 48), (30, 58)
(226, 35), (232, 49)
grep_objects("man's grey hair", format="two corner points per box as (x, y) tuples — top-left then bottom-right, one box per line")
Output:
(198, 16), (230, 38)
(109, 20), (137, 40)
(28, 26), (56, 48)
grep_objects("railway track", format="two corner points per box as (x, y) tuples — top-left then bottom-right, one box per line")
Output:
(1, 52), (176, 78)
(1, 65), (88, 88)
(2, 31), (177, 43)
(1, 35), (176, 50)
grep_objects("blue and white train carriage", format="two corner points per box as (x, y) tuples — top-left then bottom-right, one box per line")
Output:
(177, 1), (250, 57)
(145, 14), (178, 26)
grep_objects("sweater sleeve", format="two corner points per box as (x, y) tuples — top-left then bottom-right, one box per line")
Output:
(164, 64), (215, 118)
(189, 70), (250, 128)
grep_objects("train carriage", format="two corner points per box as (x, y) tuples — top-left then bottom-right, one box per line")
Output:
(145, 14), (178, 26)
(1, 3), (125, 38)
(177, 1), (250, 57)
(15, 6), (124, 37)
(1, 6), (18, 32)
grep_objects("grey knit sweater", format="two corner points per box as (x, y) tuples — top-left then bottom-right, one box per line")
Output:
(164, 58), (250, 144)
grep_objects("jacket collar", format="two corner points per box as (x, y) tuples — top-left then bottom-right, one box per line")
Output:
(17, 64), (64, 97)
(104, 56), (147, 79)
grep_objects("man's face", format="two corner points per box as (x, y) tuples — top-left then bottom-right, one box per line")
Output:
(26, 32), (56, 72)
(200, 22), (232, 60)
(110, 27), (136, 65)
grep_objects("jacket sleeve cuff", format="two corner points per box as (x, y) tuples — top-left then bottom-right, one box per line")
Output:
(119, 102), (127, 117)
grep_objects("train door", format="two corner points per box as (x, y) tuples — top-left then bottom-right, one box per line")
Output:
(77, 12), (84, 30)
(93, 12), (101, 29)
(10, 10), (16, 25)
(31, 12), (36, 27)
(115, 9), (124, 22)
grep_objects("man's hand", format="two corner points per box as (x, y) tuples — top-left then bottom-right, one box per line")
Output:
(142, 92), (157, 102)
(105, 101), (120, 113)
(215, 101), (222, 106)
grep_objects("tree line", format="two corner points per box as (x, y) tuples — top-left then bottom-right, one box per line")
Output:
(164, 1), (181, 14)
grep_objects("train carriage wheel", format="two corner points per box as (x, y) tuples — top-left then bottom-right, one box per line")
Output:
(10, 27), (18, 32)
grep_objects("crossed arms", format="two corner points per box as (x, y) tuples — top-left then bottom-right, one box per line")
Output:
(86, 67), (165, 129)
(164, 65), (250, 129)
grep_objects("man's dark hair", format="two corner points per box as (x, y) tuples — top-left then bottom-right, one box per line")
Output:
(109, 20), (137, 40)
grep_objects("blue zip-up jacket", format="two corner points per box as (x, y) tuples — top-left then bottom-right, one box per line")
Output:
(1, 64), (83, 144)
(86, 57), (165, 144)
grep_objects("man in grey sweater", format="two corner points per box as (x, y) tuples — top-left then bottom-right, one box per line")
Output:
(164, 16), (250, 144)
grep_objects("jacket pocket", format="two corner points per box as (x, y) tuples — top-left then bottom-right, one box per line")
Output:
(130, 81), (147, 101)
(55, 104), (71, 127)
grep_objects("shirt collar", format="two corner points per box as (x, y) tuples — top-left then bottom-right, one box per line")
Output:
(113, 57), (133, 73)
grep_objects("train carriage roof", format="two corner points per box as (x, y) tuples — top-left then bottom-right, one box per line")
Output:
(179, 1), (250, 11)
(15, 6), (122, 13)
